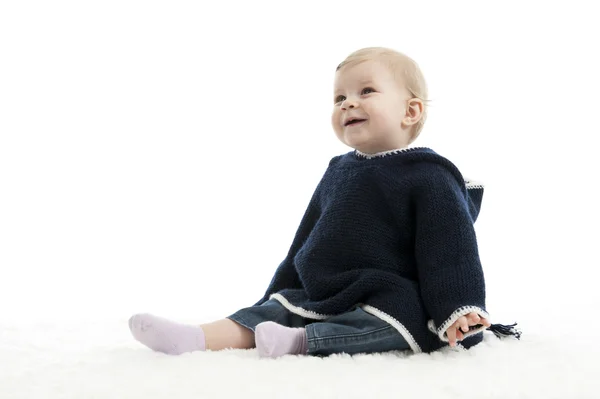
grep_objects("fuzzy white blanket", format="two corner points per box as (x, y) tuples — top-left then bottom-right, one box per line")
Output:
(1, 320), (596, 399)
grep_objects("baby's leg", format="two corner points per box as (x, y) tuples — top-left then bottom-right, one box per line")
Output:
(128, 314), (254, 355)
(129, 298), (302, 355)
(304, 307), (410, 356)
(255, 322), (308, 358)
(201, 318), (255, 350)
(226, 298), (307, 356)
(255, 307), (410, 358)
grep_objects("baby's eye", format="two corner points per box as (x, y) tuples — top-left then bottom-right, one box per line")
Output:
(362, 87), (375, 95)
(335, 95), (346, 104)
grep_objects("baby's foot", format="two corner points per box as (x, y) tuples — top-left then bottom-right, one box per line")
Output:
(128, 313), (206, 355)
(255, 321), (308, 358)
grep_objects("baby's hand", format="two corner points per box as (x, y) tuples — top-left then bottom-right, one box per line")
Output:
(446, 312), (491, 347)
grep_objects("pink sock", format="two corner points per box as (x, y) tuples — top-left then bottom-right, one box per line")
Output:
(255, 321), (308, 358)
(128, 313), (206, 355)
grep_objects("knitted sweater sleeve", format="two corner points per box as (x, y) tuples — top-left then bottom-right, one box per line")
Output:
(411, 164), (490, 343)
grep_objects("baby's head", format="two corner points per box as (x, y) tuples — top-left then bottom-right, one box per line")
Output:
(332, 47), (428, 154)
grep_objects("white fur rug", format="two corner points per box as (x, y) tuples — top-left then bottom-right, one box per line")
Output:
(1, 320), (596, 399)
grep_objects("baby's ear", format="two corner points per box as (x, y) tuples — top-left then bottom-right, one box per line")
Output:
(407, 98), (424, 118)
(402, 99), (424, 127)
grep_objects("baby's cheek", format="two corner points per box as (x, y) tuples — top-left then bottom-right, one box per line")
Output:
(331, 110), (341, 131)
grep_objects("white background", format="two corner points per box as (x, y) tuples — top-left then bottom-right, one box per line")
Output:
(1, 0), (598, 337)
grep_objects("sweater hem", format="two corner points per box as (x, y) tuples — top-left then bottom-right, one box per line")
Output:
(270, 293), (331, 320)
(361, 305), (422, 353)
(464, 179), (484, 189)
(465, 179), (485, 190)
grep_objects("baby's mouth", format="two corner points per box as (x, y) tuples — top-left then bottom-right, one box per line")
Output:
(345, 119), (367, 126)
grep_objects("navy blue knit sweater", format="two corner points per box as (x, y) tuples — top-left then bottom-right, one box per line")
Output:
(255, 147), (489, 353)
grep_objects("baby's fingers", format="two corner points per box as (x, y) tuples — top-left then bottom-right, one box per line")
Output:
(480, 317), (492, 327)
(447, 327), (457, 347)
(468, 313), (480, 325)
(467, 312), (492, 328)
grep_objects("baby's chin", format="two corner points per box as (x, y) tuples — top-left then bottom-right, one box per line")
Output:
(340, 130), (372, 147)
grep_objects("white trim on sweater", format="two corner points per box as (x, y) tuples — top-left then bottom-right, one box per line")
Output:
(429, 306), (490, 342)
(270, 294), (331, 320)
(464, 179), (485, 189)
(355, 147), (428, 159)
(361, 305), (422, 353)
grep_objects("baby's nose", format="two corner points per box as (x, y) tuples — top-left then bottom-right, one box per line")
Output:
(342, 99), (357, 109)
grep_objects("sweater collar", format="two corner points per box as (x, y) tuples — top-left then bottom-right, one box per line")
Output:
(354, 147), (426, 159)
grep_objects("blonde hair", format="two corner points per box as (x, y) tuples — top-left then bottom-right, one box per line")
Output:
(336, 47), (429, 142)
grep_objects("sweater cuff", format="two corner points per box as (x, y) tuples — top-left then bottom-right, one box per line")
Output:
(428, 306), (490, 343)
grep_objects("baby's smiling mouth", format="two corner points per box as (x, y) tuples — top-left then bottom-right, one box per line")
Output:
(344, 118), (367, 126)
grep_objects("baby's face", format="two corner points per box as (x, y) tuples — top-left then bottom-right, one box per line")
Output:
(332, 60), (412, 154)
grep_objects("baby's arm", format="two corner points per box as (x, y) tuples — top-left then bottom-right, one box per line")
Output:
(412, 164), (490, 345)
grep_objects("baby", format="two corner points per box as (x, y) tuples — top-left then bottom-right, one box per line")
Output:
(129, 47), (519, 357)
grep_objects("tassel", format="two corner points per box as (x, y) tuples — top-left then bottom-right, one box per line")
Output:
(487, 323), (522, 340)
